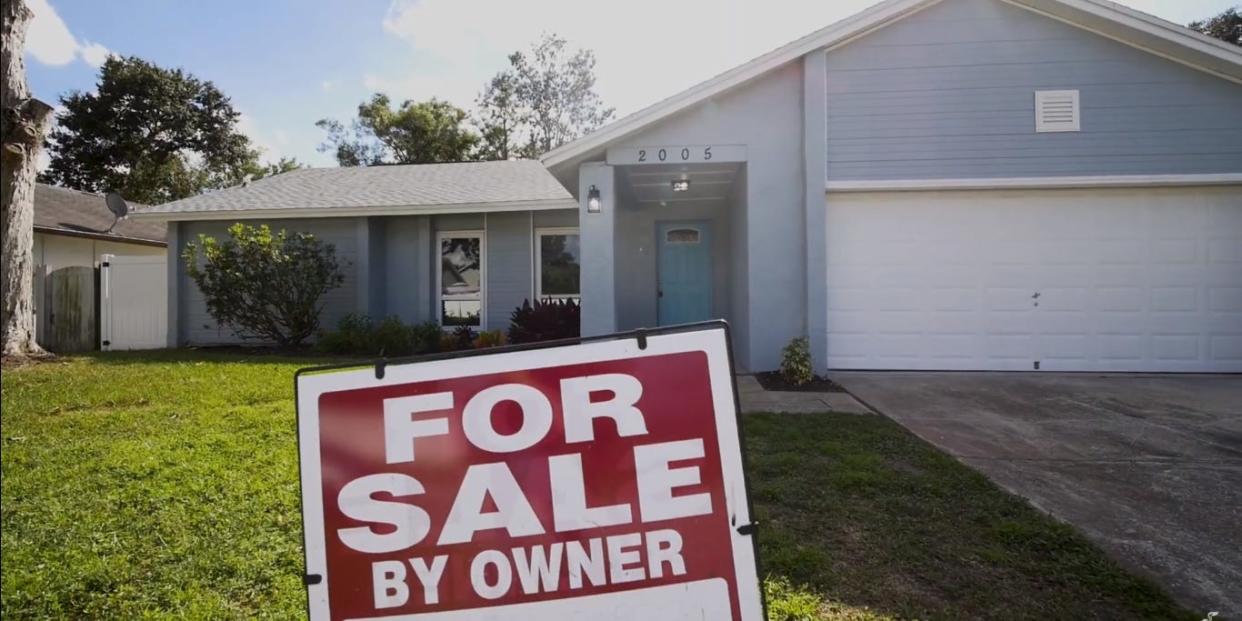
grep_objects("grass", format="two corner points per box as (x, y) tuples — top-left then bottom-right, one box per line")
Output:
(1, 351), (1193, 620)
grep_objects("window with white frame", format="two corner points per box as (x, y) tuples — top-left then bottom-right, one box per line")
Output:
(535, 227), (580, 303)
(438, 231), (484, 327)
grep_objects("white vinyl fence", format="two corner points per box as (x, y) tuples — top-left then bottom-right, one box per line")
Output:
(100, 254), (167, 350)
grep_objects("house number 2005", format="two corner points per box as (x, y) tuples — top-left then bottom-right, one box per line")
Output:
(638, 146), (712, 162)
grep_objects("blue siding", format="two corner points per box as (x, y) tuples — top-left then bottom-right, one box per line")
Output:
(382, 215), (432, 324)
(824, 0), (1242, 180)
(485, 211), (533, 332)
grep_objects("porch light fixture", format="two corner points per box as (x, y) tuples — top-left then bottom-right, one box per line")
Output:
(671, 179), (691, 193)
(587, 185), (602, 213)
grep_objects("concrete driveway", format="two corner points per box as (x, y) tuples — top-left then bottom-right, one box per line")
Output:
(831, 372), (1242, 617)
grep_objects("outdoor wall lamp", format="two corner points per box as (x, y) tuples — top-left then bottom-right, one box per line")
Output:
(587, 185), (602, 213)
(671, 179), (690, 193)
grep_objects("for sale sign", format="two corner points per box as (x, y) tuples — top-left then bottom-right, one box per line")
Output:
(295, 324), (763, 620)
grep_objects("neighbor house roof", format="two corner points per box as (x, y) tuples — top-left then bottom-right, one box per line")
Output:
(542, 0), (1242, 170)
(35, 184), (166, 246)
(132, 159), (576, 220)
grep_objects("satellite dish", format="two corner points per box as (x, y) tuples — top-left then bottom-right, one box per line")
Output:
(104, 192), (129, 233)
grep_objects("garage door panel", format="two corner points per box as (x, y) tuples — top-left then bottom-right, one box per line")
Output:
(1210, 335), (1242, 362)
(1152, 334), (1201, 361)
(1151, 287), (1199, 312)
(928, 288), (980, 311)
(1209, 287), (1242, 312)
(824, 186), (1242, 372)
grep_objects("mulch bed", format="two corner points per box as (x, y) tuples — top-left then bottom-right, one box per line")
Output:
(754, 371), (847, 393)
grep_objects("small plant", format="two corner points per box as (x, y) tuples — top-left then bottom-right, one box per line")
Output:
(473, 330), (506, 349)
(764, 576), (822, 621)
(780, 337), (814, 387)
(183, 223), (344, 346)
(508, 298), (580, 344)
(451, 325), (477, 350)
(316, 313), (375, 355)
(409, 321), (443, 354)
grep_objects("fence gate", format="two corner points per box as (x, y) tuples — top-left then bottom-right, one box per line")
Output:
(100, 254), (167, 350)
(45, 266), (97, 353)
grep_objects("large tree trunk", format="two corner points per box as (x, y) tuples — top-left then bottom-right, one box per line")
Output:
(2, 0), (54, 358)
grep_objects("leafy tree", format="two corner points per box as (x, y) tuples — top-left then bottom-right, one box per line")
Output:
(317, 94), (478, 166)
(183, 223), (344, 347)
(39, 56), (263, 205)
(474, 71), (522, 161)
(251, 156), (304, 180)
(1190, 8), (1241, 46)
(476, 34), (615, 159)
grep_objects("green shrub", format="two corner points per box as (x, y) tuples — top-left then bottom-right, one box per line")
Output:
(316, 313), (375, 355)
(473, 330), (506, 349)
(317, 315), (442, 356)
(183, 223), (345, 346)
(508, 298), (580, 344)
(780, 337), (814, 386)
(764, 576), (823, 621)
(409, 321), (443, 354)
(450, 325), (477, 350)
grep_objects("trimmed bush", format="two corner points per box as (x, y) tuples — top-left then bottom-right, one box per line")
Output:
(183, 223), (344, 346)
(316, 314), (441, 356)
(507, 298), (580, 344)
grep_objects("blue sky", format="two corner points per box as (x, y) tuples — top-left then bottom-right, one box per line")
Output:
(25, 0), (1237, 169)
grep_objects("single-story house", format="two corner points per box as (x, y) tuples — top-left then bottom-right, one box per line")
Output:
(135, 0), (1242, 373)
(34, 183), (166, 350)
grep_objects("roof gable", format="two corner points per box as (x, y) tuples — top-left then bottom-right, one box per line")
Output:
(542, 0), (1242, 170)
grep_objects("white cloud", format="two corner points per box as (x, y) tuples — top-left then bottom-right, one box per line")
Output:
(26, 0), (111, 68)
(237, 113), (293, 164)
(79, 41), (111, 67)
(321, 80), (335, 92)
(371, 0), (881, 116)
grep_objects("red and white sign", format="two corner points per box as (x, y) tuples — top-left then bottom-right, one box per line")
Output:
(295, 325), (763, 620)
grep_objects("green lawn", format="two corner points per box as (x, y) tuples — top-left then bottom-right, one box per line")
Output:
(1, 351), (1192, 620)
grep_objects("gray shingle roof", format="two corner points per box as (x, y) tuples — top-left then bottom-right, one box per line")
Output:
(135, 159), (574, 216)
(35, 184), (166, 245)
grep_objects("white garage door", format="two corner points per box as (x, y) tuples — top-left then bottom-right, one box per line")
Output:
(824, 186), (1242, 372)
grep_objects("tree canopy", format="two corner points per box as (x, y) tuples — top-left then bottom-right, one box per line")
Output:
(39, 56), (271, 205)
(1189, 8), (1240, 46)
(476, 34), (615, 159)
(316, 95), (478, 166)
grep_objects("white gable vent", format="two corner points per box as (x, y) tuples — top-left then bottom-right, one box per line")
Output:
(1035, 90), (1080, 133)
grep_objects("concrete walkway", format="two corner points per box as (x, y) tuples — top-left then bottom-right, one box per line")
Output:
(735, 374), (871, 414)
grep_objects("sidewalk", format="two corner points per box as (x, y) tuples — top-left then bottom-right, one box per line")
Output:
(735, 375), (872, 414)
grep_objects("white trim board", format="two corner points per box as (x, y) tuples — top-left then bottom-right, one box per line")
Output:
(130, 198), (577, 222)
(541, 0), (1242, 169)
(825, 174), (1242, 192)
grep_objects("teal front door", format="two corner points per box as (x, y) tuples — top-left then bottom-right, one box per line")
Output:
(657, 222), (713, 325)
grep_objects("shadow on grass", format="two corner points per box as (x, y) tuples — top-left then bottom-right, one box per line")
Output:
(744, 412), (1197, 621)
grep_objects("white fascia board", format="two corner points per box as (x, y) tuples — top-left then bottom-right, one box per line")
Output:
(1003, 0), (1242, 84)
(825, 174), (1242, 192)
(540, 0), (941, 169)
(128, 198), (578, 222)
